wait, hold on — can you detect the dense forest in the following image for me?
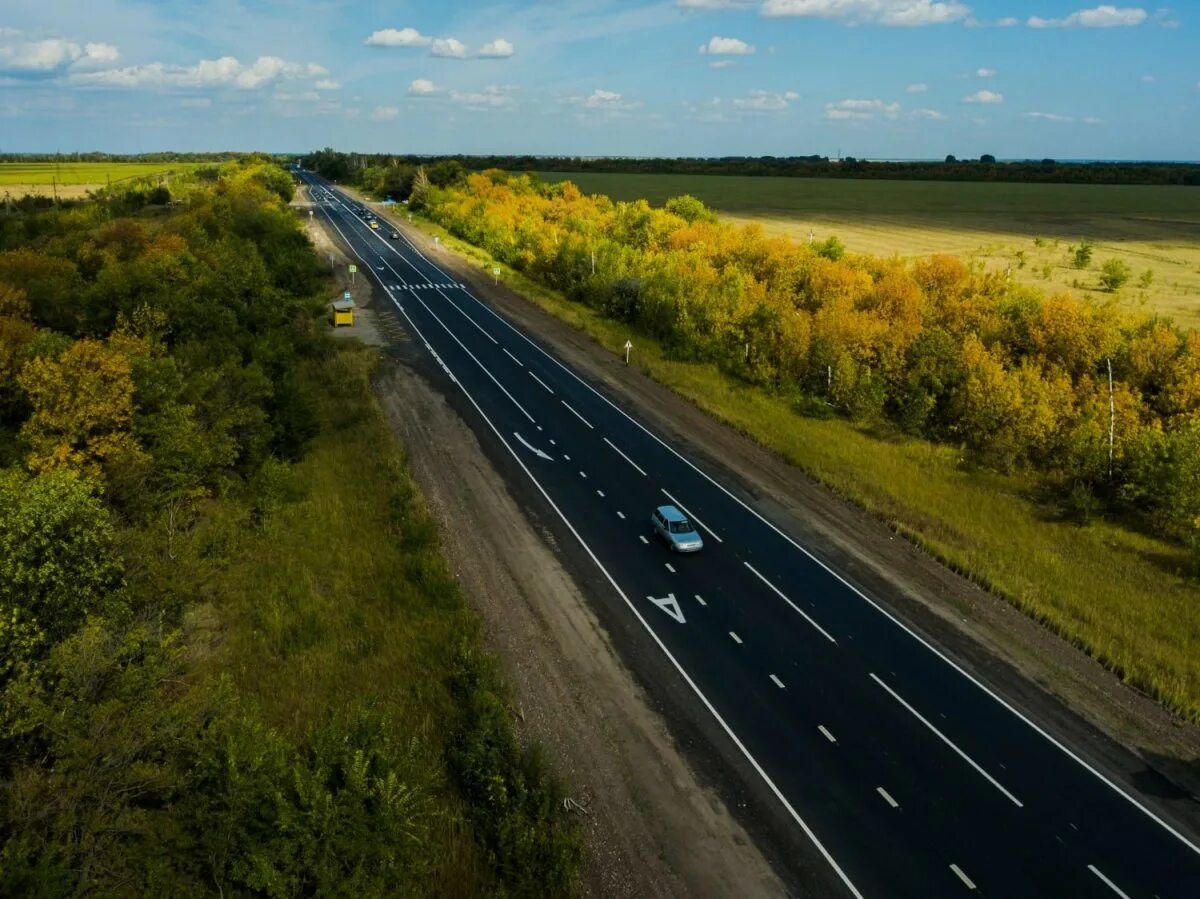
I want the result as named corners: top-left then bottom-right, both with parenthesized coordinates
top-left (301, 149), bottom-right (1200, 187)
top-left (305, 153), bottom-right (1200, 566)
top-left (0, 160), bottom-right (578, 893)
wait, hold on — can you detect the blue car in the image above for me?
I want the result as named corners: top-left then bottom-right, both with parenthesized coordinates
top-left (651, 505), bottom-right (703, 553)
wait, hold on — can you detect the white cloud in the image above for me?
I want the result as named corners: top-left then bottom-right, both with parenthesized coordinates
top-left (314, 78), bottom-right (340, 90)
top-left (572, 88), bottom-right (641, 110)
top-left (699, 36), bottom-right (756, 54)
top-left (408, 78), bottom-right (441, 95)
top-left (0, 34), bottom-right (119, 73)
top-left (761, 0), bottom-right (970, 26)
top-left (912, 107), bottom-right (948, 119)
top-left (976, 67), bottom-right (996, 77)
top-left (824, 97), bottom-right (902, 120)
top-left (709, 60), bottom-right (736, 68)
top-left (1027, 5), bottom-right (1148, 28)
top-left (962, 89), bottom-right (1003, 103)
top-left (371, 105), bottom-right (399, 121)
top-left (451, 84), bottom-right (517, 108)
top-left (69, 55), bottom-right (326, 91)
top-left (733, 89), bottom-right (800, 111)
top-left (996, 15), bottom-right (1020, 25)
top-left (275, 89), bottom-right (320, 103)
top-left (677, 0), bottom-right (757, 7)
top-left (365, 27), bottom-right (431, 47)
top-left (479, 38), bottom-right (514, 57)
top-left (906, 82), bottom-right (928, 93)
top-left (1027, 111), bottom-right (1074, 122)
top-left (431, 38), bottom-right (468, 58)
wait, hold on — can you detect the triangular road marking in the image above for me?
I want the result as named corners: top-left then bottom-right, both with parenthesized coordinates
top-left (647, 593), bottom-right (685, 624)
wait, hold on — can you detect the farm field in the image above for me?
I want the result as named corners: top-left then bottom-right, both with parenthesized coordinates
top-left (537, 172), bottom-right (1200, 329)
top-left (0, 161), bottom-right (212, 199)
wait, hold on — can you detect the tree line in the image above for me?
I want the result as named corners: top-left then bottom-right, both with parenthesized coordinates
top-left (0, 159), bottom-right (578, 893)
top-left (301, 148), bottom-right (1200, 187)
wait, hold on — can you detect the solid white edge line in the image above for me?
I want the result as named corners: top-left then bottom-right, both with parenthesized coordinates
top-left (744, 562), bottom-right (838, 645)
top-left (502, 347), bottom-right (524, 367)
top-left (529, 371), bottom-right (555, 394)
top-left (561, 399), bottom-right (595, 429)
top-left (603, 436), bottom-right (648, 477)
top-left (876, 787), bottom-right (900, 809)
top-left (660, 489), bottom-right (723, 544)
top-left (1087, 865), bottom-right (1131, 899)
top-left (949, 864), bottom-right (976, 890)
top-left (354, 258), bottom-right (864, 899)
top-left (870, 673), bottom-right (1023, 808)
top-left (436, 287), bottom-right (499, 345)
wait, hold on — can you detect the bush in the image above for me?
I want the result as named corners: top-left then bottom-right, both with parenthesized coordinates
top-left (1100, 259), bottom-right (1131, 291)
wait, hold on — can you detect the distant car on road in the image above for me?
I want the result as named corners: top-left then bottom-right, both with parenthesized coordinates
top-left (389, 230), bottom-right (400, 239)
top-left (369, 220), bottom-right (379, 230)
top-left (650, 505), bottom-right (703, 552)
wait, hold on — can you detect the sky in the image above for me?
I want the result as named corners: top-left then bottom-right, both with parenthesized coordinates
top-left (0, 1), bottom-right (1196, 159)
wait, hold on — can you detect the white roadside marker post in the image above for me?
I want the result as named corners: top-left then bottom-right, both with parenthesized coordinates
top-left (624, 339), bottom-right (633, 366)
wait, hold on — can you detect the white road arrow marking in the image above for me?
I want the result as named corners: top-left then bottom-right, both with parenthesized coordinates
top-left (647, 593), bottom-right (686, 624)
top-left (514, 432), bottom-right (553, 461)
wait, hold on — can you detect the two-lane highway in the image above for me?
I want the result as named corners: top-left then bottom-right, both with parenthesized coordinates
top-left (299, 171), bottom-right (1200, 898)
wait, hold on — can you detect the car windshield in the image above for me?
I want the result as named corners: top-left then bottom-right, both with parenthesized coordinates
top-left (669, 520), bottom-right (692, 534)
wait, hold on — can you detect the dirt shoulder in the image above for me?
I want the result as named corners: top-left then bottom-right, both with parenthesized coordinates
top-left (350, 191), bottom-right (1200, 837)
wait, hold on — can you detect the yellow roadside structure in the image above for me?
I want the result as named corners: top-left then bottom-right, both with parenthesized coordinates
top-left (331, 296), bottom-right (355, 327)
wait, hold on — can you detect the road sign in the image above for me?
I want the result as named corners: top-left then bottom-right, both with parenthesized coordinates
top-left (624, 339), bottom-right (633, 365)
top-left (349, 264), bottom-right (357, 273)
top-left (343, 291), bottom-right (351, 300)
top-left (492, 266), bottom-right (501, 285)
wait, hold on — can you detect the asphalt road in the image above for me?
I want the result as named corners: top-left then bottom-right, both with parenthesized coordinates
top-left (297, 170), bottom-right (1200, 898)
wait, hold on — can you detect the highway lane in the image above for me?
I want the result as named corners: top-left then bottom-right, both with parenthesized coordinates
top-left (299, 172), bottom-right (1200, 898)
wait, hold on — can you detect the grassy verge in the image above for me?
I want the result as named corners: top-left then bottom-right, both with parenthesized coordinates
top-left (202, 344), bottom-right (581, 895)
top-left (399, 209), bottom-right (1200, 724)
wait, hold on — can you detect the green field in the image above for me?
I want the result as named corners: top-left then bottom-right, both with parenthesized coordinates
top-left (537, 172), bottom-right (1200, 329)
top-left (0, 161), bottom-right (211, 198)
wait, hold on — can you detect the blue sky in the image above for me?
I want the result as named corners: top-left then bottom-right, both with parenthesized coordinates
top-left (1, 1), bottom-right (1196, 159)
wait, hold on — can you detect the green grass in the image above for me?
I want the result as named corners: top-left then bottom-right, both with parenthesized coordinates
top-left (0, 161), bottom-right (212, 200)
top-left (406, 210), bottom-right (1200, 724)
top-left (198, 345), bottom-right (580, 895)
top-left (0, 161), bottom-right (210, 185)
top-left (537, 171), bottom-right (1200, 329)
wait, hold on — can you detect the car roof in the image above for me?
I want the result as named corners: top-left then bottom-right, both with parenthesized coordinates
top-left (656, 504), bottom-right (688, 523)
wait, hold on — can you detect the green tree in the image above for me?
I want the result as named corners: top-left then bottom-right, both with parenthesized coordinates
top-left (1072, 241), bottom-right (1094, 270)
top-left (1099, 259), bottom-right (1131, 291)
top-left (0, 468), bottom-right (123, 643)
